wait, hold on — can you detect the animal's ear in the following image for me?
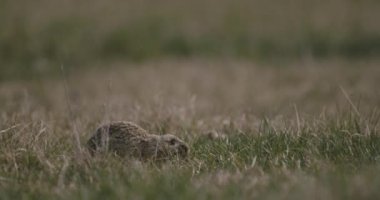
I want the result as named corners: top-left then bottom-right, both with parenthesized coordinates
top-left (169, 138), bottom-right (176, 145)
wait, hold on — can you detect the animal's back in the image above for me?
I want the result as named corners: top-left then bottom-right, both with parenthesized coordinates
top-left (87, 121), bottom-right (150, 156)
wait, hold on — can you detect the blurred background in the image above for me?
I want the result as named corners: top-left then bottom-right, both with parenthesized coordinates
top-left (0, 0), bottom-right (379, 80)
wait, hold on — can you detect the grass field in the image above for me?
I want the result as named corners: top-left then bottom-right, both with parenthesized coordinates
top-left (0, 59), bottom-right (379, 199)
top-left (1, 0), bottom-right (380, 199)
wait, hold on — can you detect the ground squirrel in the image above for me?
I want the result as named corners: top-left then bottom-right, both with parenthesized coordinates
top-left (87, 121), bottom-right (189, 161)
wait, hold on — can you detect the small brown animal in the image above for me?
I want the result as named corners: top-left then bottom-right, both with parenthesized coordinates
top-left (87, 121), bottom-right (189, 161)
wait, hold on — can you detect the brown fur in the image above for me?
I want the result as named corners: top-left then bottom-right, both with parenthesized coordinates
top-left (87, 121), bottom-right (189, 161)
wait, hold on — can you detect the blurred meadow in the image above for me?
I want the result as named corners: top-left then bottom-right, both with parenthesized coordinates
top-left (1, 0), bottom-right (380, 79)
top-left (0, 0), bottom-right (380, 199)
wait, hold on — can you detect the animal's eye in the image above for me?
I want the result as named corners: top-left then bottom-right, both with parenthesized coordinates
top-left (169, 139), bottom-right (176, 145)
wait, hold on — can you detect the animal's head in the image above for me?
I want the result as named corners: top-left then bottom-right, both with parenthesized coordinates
top-left (143, 134), bottom-right (189, 160)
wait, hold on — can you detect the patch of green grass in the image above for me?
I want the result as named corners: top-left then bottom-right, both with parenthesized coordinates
top-left (192, 121), bottom-right (380, 171)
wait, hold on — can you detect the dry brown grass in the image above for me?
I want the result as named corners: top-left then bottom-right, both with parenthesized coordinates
top-left (1, 59), bottom-right (379, 138)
